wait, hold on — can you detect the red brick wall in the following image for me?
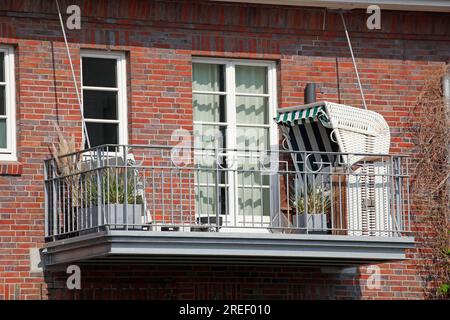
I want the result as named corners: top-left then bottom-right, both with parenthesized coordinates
top-left (0, 0), bottom-right (448, 299)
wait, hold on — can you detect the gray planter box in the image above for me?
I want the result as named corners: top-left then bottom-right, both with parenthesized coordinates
top-left (77, 203), bottom-right (143, 232)
top-left (292, 213), bottom-right (328, 234)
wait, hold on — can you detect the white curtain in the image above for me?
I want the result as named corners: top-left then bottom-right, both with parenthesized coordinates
top-left (193, 63), bottom-right (223, 216)
top-left (235, 65), bottom-right (269, 220)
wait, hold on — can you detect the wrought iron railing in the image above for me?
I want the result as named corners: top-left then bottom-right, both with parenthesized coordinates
top-left (44, 145), bottom-right (411, 241)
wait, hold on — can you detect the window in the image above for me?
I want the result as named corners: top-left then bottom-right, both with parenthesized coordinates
top-left (0, 46), bottom-right (16, 161)
top-left (192, 58), bottom-right (278, 228)
top-left (81, 51), bottom-right (127, 149)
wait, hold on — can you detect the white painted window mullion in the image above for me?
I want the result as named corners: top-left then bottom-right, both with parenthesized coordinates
top-left (84, 119), bottom-right (121, 124)
top-left (117, 54), bottom-right (128, 146)
top-left (192, 90), bottom-right (226, 95)
top-left (0, 46), bottom-right (17, 161)
top-left (225, 61), bottom-right (238, 221)
top-left (83, 86), bottom-right (119, 92)
top-left (235, 92), bottom-right (270, 98)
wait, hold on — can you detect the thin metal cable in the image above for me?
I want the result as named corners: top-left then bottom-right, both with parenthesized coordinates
top-left (55, 0), bottom-right (91, 149)
top-left (339, 11), bottom-right (367, 110)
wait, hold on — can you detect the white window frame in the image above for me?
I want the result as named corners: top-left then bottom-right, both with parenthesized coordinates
top-left (192, 57), bottom-right (278, 231)
top-left (80, 50), bottom-right (128, 149)
top-left (192, 56), bottom-right (278, 150)
top-left (0, 46), bottom-right (17, 162)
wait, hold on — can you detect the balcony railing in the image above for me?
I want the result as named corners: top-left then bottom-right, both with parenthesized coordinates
top-left (44, 144), bottom-right (411, 242)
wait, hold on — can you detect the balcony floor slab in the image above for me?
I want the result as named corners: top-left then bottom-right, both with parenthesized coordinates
top-left (42, 230), bottom-right (415, 267)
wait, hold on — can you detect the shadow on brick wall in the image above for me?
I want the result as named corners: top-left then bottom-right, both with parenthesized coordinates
top-left (43, 264), bottom-right (362, 300)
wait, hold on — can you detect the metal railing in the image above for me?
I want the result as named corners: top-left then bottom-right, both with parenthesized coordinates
top-left (44, 144), bottom-right (411, 241)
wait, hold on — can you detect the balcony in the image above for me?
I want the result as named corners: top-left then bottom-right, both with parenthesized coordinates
top-left (42, 145), bottom-right (414, 267)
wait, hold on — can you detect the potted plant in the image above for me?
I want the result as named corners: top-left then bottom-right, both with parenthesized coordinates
top-left (78, 167), bottom-right (145, 232)
top-left (290, 184), bottom-right (331, 234)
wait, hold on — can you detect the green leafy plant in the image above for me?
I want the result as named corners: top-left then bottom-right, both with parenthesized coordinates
top-left (86, 167), bottom-right (144, 206)
top-left (438, 283), bottom-right (449, 297)
top-left (290, 184), bottom-right (331, 214)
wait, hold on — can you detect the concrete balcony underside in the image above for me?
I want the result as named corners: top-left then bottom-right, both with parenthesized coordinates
top-left (43, 230), bottom-right (415, 267)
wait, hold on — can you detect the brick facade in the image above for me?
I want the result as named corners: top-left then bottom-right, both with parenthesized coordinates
top-left (0, 0), bottom-right (448, 299)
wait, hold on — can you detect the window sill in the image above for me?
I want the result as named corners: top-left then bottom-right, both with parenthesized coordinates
top-left (0, 161), bottom-right (23, 176)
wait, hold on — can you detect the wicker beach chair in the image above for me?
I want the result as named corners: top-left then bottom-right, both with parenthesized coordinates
top-left (276, 101), bottom-right (394, 236)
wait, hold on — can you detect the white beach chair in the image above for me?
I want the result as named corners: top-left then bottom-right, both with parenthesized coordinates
top-left (276, 101), bottom-right (393, 236)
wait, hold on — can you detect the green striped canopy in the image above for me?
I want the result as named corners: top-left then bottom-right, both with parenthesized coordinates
top-left (275, 105), bottom-right (329, 125)
top-left (274, 103), bottom-right (338, 176)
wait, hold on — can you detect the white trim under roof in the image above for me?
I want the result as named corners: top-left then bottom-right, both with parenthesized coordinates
top-left (213, 0), bottom-right (450, 13)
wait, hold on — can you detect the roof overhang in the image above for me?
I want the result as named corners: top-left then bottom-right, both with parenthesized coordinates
top-left (42, 230), bottom-right (415, 268)
top-left (213, 0), bottom-right (450, 13)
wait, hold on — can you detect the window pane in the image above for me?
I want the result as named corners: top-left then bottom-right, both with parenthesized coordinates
top-left (192, 63), bottom-right (225, 92)
top-left (236, 96), bottom-right (268, 125)
top-left (196, 164), bottom-right (228, 186)
top-left (194, 124), bottom-right (227, 152)
top-left (0, 86), bottom-right (5, 115)
top-left (85, 122), bottom-right (118, 148)
top-left (0, 52), bottom-right (4, 82)
top-left (0, 119), bottom-right (6, 148)
top-left (237, 187), bottom-right (270, 218)
top-left (237, 158), bottom-right (270, 184)
top-left (195, 186), bottom-right (227, 217)
top-left (236, 126), bottom-right (269, 151)
top-left (236, 65), bottom-right (267, 94)
top-left (82, 57), bottom-right (117, 87)
top-left (195, 166), bottom-right (227, 217)
top-left (83, 90), bottom-right (118, 120)
top-left (193, 93), bottom-right (225, 123)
